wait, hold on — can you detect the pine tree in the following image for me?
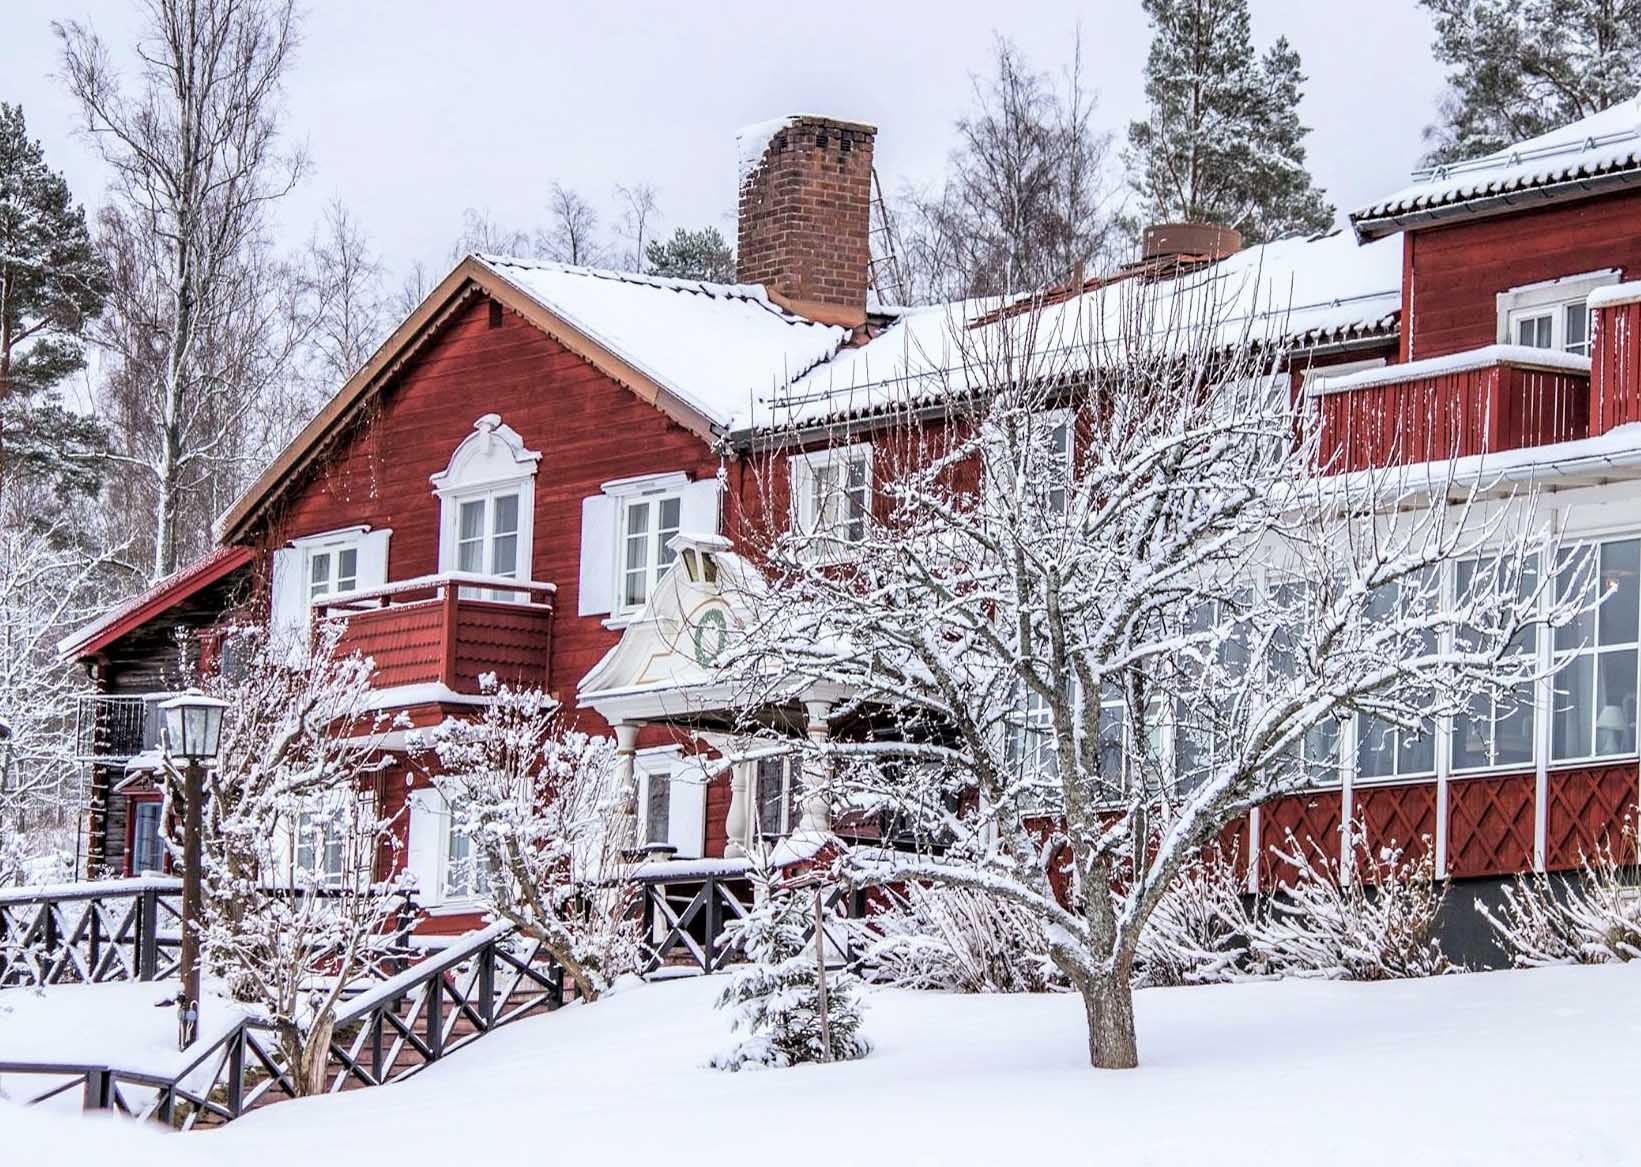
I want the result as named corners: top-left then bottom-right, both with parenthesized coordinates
top-left (644, 226), bottom-right (736, 283)
top-left (0, 103), bottom-right (109, 486)
top-left (711, 877), bottom-right (870, 1071)
top-left (1125, 0), bottom-right (1335, 244)
top-left (1419, 0), bottom-right (1641, 165)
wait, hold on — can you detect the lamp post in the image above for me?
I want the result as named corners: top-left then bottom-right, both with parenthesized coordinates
top-left (159, 690), bottom-right (227, 1051)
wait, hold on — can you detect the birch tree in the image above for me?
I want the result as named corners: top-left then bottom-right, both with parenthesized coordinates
top-left (57, 0), bottom-right (309, 577)
top-left (727, 281), bottom-right (1575, 1069)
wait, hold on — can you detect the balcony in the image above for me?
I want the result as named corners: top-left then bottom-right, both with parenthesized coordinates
top-left (1310, 344), bottom-right (1592, 472)
top-left (315, 572), bottom-right (556, 699)
top-left (74, 693), bottom-right (176, 762)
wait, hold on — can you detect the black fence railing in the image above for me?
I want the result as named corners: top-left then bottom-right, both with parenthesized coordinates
top-left (74, 694), bottom-right (169, 761)
top-left (635, 869), bottom-right (866, 976)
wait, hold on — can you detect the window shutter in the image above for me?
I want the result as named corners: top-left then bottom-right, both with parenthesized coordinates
top-left (270, 546), bottom-right (308, 649)
top-left (679, 476), bottom-right (721, 540)
top-left (357, 528), bottom-right (392, 590)
top-left (667, 759), bottom-right (708, 859)
top-left (405, 788), bottom-right (447, 908)
top-left (578, 494), bottom-right (618, 616)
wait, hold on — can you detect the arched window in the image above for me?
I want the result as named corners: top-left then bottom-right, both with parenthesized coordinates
top-left (430, 414), bottom-right (541, 599)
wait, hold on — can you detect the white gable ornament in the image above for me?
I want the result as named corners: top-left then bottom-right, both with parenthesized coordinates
top-left (429, 413), bottom-right (542, 495)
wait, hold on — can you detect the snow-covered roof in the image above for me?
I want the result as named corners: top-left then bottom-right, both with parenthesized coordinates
top-left (1353, 96), bottom-right (1641, 238)
top-left (749, 231), bottom-right (1402, 432)
top-left (58, 544), bottom-right (255, 663)
top-left (474, 255), bottom-right (850, 430)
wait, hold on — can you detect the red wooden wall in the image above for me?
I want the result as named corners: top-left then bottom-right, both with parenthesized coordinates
top-left (1405, 187), bottom-right (1641, 360)
top-left (1593, 299), bottom-right (1641, 434)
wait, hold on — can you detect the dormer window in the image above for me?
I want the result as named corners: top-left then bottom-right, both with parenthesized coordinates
top-left (1498, 270), bottom-right (1616, 357)
top-left (431, 415), bottom-right (541, 601)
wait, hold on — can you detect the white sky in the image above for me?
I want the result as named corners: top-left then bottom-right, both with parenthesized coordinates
top-left (3, 0), bottom-right (1448, 289)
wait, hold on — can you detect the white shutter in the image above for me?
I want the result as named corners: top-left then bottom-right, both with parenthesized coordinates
top-left (679, 476), bottom-right (721, 540)
top-left (356, 528), bottom-right (392, 590)
top-left (405, 788), bottom-right (447, 909)
top-left (577, 494), bottom-right (618, 616)
top-left (269, 812), bottom-right (295, 887)
top-left (270, 546), bottom-right (308, 655)
top-left (667, 759), bottom-right (708, 859)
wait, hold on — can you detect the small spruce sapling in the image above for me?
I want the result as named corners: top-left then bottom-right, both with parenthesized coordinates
top-left (712, 868), bottom-right (870, 1071)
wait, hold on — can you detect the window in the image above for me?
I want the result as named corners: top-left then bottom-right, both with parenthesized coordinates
top-left (1553, 539), bottom-right (1640, 761)
top-left (754, 755), bottom-right (803, 837)
top-left (1004, 682), bottom-right (1061, 796)
top-left (618, 492), bottom-right (682, 614)
top-left (295, 810), bottom-right (348, 885)
top-left (637, 752), bottom-right (677, 847)
top-left (130, 800), bottom-right (164, 875)
top-left (432, 415), bottom-right (540, 602)
top-left (306, 544), bottom-right (359, 602)
top-left (1498, 271), bottom-right (1615, 356)
top-left (443, 812), bottom-right (487, 900)
top-left (792, 445), bottom-right (870, 551)
top-left (1356, 573), bottom-right (1438, 781)
top-left (1451, 555), bottom-right (1538, 771)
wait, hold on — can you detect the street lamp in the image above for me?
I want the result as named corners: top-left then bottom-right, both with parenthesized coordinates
top-left (159, 690), bottom-right (227, 1051)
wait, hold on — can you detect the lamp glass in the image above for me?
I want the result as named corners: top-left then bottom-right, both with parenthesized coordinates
top-left (161, 692), bottom-right (227, 761)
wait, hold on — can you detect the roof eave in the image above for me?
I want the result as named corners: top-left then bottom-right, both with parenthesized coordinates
top-left (1351, 165), bottom-right (1641, 241)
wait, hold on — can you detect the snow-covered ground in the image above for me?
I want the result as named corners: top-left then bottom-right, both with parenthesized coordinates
top-left (9, 964), bottom-right (1641, 1165)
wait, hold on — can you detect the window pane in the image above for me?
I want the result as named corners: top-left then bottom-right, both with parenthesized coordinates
top-left (1356, 716), bottom-right (1396, 779)
top-left (1599, 540), bottom-right (1640, 646)
top-left (459, 499), bottom-right (485, 542)
top-left (658, 496), bottom-right (681, 566)
top-left (1595, 649), bottom-right (1638, 756)
top-left (645, 771), bottom-right (670, 845)
top-left (132, 803), bottom-right (163, 874)
top-left (756, 757), bottom-right (786, 835)
top-left (1399, 723), bottom-right (1434, 774)
top-left (1553, 653), bottom-right (1594, 759)
top-left (336, 548), bottom-right (358, 591)
top-left (491, 493), bottom-right (519, 536)
top-left (1516, 314), bottom-right (1552, 348)
top-left (309, 552), bottom-right (331, 598)
top-left (1565, 300), bottom-right (1589, 354)
top-left (1450, 692), bottom-right (1493, 770)
top-left (458, 539), bottom-right (484, 574)
top-left (491, 534), bottom-right (518, 579)
top-left (1494, 683), bottom-right (1536, 767)
top-left (1556, 547), bottom-right (1596, 653)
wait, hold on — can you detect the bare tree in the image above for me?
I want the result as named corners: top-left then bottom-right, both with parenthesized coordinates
top-left (450, 207), bottom-right (529, 258)
top-left (307, 200), bottom-right (386, 390)
top-left (537, 182), bottom-right (604, 267)
top-left (612, 182), bottom-right (660, 273)
top-left (894, 34), bottom-right (1118, 302)
top-left (727, 281), bottom-right (1574, 1069)
top-left (57, 0), bottom-right (310, 577)
top-left (189, 623), bottom-right (407, 1096)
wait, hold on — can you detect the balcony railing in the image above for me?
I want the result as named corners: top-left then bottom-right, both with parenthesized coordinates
top-left (1310, 344), bottom-right (1593, 472)
top-left (74, 693), bottom-right (177, 762)
top-left (315, 572), bottom-right (556, 698)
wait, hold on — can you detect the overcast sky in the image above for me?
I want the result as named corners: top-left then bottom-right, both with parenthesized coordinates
top-left (4, 0), bottom-right (1449, 290)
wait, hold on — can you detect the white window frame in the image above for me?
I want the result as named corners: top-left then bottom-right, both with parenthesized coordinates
top-left (431, 415), bottom-right (540, 602)
top-left (751, 754), bottom-right (803, 839)
top-left (791, 443), bottom-right (872, 556)
top-left (292, 526), bottom-right (368, 607)
top-left (636, 747), bottom-right (681, 849)
top-left (613, 485), bottom-right (685, 618)
top-left (1497, 270), bottom-right (1618, 357)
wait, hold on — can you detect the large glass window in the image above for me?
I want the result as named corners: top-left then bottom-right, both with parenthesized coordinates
top-left (1553, 540), bottom-right (1640, 760)
top-left (1451, 555), bottom-right (1539, 771)
top-left (1356, 573), bottom-right (1437, 780)
top-left (618, 493), bottom-right (682, 614)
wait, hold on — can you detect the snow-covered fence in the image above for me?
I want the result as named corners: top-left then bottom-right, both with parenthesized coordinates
top-left (0, 877), bottom-right (182, 987)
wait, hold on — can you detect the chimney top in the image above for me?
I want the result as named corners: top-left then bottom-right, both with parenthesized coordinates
top-left (1141, 222), bottom-right (1243, 264)
top-left (736, 115), bottom-right (878, 328)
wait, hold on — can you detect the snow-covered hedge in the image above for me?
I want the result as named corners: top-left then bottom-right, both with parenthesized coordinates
top-left (1134, 850), bottom-right (1251, 988)
top-left (1250, 834), bottom-right (1453, 981)
top-left (864, 884), bottom-right (1065, 993)
top-left (1480, 841), bottom-right (1641, 966)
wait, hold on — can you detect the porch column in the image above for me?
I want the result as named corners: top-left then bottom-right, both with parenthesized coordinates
top-left (612, 723), bottom-right (641, 851)
top-left (799, 699), bottom-right (834, 834)
top-left (724, 754), bottom-right (751, 859)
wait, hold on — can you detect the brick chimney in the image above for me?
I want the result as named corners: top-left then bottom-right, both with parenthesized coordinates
top-left (736, 115), bottom-right (877, 328)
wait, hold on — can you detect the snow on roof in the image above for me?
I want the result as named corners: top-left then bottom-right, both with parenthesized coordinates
top-left (1353, 96), bottom-right (1641, 236)
top-left (474, 255), bottom-right (849, 430)
top-left (750, 231), bottom-right (1402, 432)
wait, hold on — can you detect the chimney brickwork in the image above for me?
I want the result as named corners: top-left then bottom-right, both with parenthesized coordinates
top-left (736, 115), bottom-right (877, 327)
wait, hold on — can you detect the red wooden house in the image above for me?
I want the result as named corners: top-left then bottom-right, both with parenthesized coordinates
top-left (60, 103), bottom-right (1641, 958)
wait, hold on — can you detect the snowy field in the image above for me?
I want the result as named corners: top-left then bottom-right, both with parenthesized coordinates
top-left (8, 964), bottom-right (1641, 1166)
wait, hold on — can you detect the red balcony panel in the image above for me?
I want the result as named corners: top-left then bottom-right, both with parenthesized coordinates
top-left (1314, 350), bottom-right (1591, 471)
top-left (320, 574), bottom-right (554, 701)
top-left (1592, 297), bottom-right (1641, 434)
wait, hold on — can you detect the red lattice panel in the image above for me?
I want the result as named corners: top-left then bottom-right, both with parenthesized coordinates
top-left (1353, 782), bottom-right (1437, 873)
top-left (1258, 791), bottom-right (1343, 888)
top-left (1447, 773), bottom-right (1536, 878)
top-left (1546, 764), bottom-right (1638, 871)
top-left (1209, 815), bottom-right (1250, 882)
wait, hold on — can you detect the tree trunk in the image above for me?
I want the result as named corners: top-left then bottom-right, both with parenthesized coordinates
top-left (293, 1012), bottom-right (335, 1096)
top-left (1081, 970), bottom-right (1138, 1070)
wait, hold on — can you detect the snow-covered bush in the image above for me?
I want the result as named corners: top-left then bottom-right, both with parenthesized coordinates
top-left (1480, 841), bottom-right (1641, 966)
top-left (1133, 850), bottom-right (1251, 988)
top-left (865, 883), bottom-right (1063, 993)
top-left (430, 682), bottom-right (641, 1002)
top-left (713, 872), bottom-right (870, 1071)
top-left (1251, 833), bottom-right (1452, 980)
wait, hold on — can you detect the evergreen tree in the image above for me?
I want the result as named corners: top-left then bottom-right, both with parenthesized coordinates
top-left (0, 103), bottom-right (109, 487)
top-left (644, 226), bottom-right (736, 283)
top-left (712, 876), bottom-right (870, 1071)
top-left (1419, 0), bottom-right (1641, 165)
top-left (1125, 0), bottom-right (1335, 244)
